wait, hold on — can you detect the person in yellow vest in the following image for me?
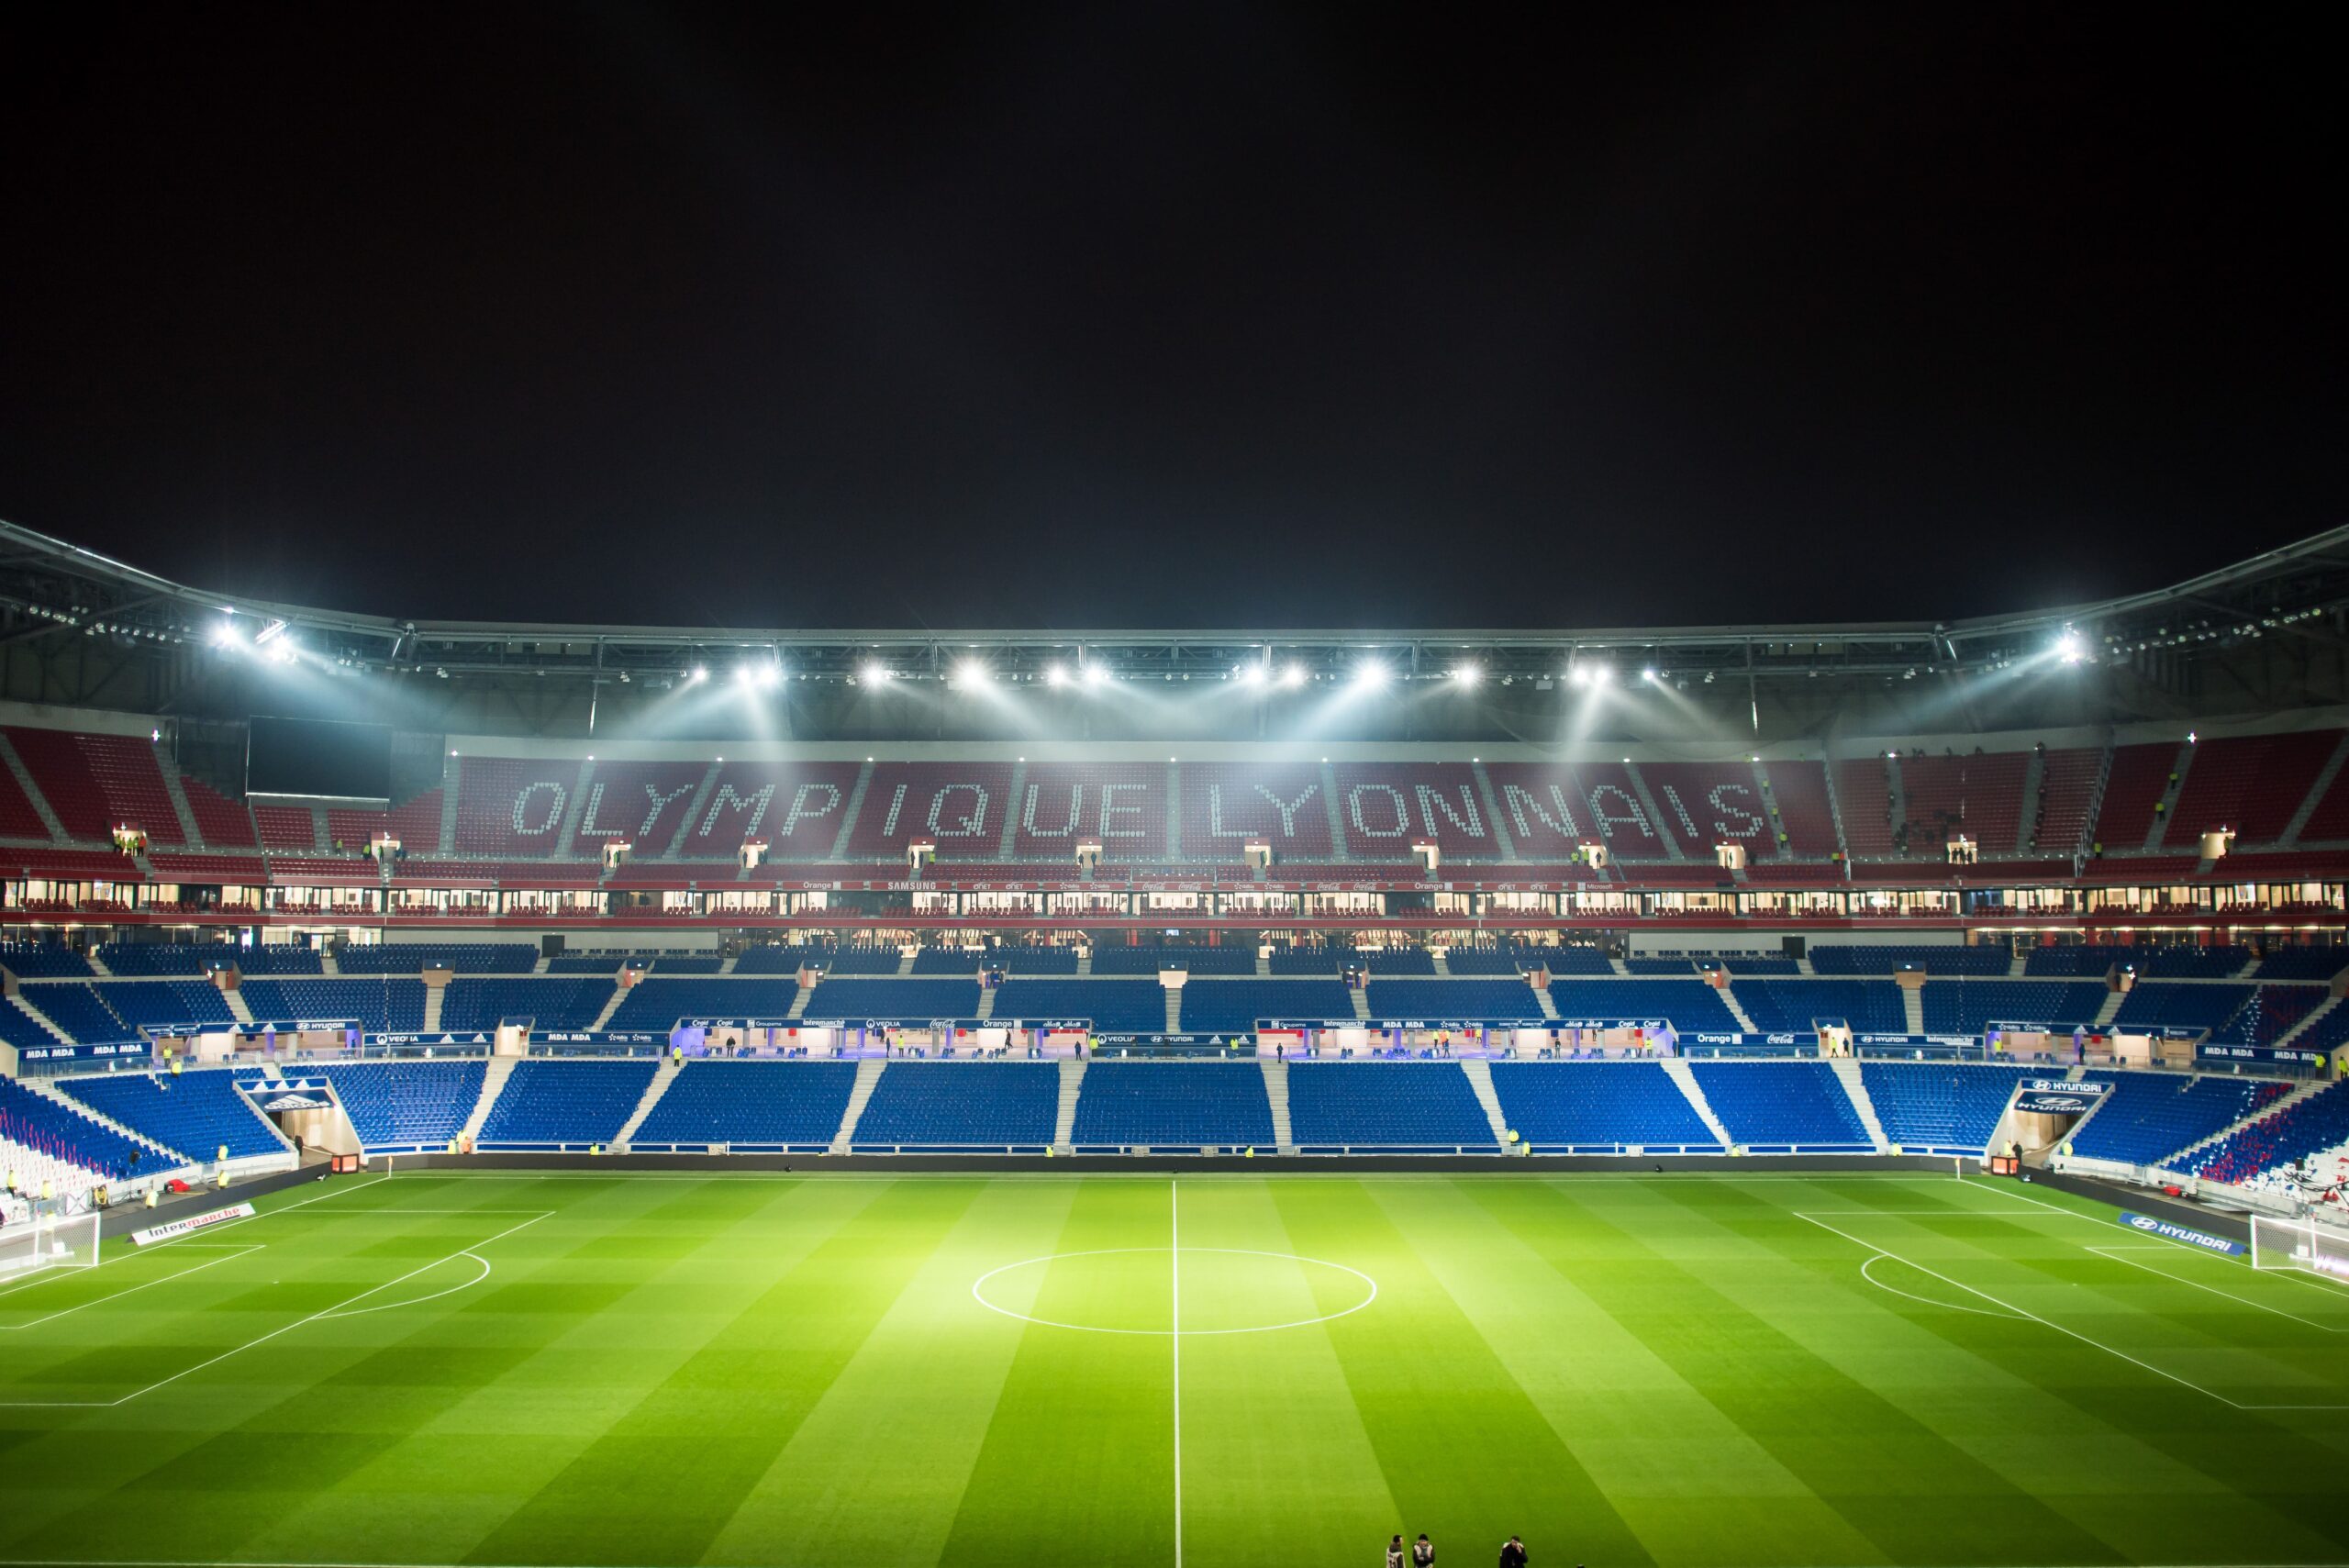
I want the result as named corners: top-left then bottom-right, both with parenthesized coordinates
top-left (144, 1186), bottom-right (158, 1209)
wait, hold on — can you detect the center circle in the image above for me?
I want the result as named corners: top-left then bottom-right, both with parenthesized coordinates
top-left (971, 1247), bottom-right (1378, 1336)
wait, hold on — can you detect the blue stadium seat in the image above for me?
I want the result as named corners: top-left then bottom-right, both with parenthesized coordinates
top-left (440, 977), bottom-right (618, 1032)
top-left (1071, 1062), bottom-right (1275, 1151)
top-left (336, 944), bottom-right (537, 973)
top-left (311, 1061), bottom-right (485, 1151)
top-left (19, 983), bottom-right (132, 1042)
top-left (1441, 947), bottom-right (1524, 976)
top-left (97, 981), bottom-right (235, 1031)
top-left (1859, 1062), bottom-right (2035, 1152)
top-left (1544, 980), bottom-right (1739, 1032)
top-left (1179, 981), bottom-right (1356, 1033)
top-left (2067, 1073), bottom-right (2292, 1166)
top-left (1487, 1062), bottom-right (1720, 1152)
top-left (0, 1075), bottom-right (165, 1178)
top-left (604, 978), bottom-right (802, 1031)
top-left (1689, 1062), bottom-right (1871, 1151)
top-left (852, 1062), bottom-right (1057, 1151)
top-left (1919, 981), bottom-right (2109, 1034)
top-left (1285, 1063), bottom-right (1495, 1151)
top-left (800, 978), bottom-right (982, 1022)
top-left (993, 980), bottom-right (1167, 1031)
top-left (239, 979), bottom-right (427, 1032)
top-left (477, 1059), bottom-right (659, 1148)
top-left (2110, 984), bottom-right (2254, 1035)
top-left (0, 944), bottom-right (95, 979)
top-left (1733, 980), bottom-right (1907, 1034)
top-left (629, 1060), bottom-right (859, 1151)
top-left (1097, 946), bottom-right (1257, 975)
top-left (1809, 945), bottom-right (2010, 975)
top-left (56, 1069), bottom-right (284, 1161)
top-left (1363, 979), bottom-right (1547, 1024)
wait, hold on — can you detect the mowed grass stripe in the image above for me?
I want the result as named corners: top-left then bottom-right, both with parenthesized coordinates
top-left (938, 1179), bottom-right (1178, 1568)
top-left (706, 1178), bottom-right (1081, 1567)
top-left (1174, 1179), bottom-right (1402, 1567)
top-left (1516, 1177), bottom-right (2124, 1566)
top-left (454, 1177), bottom-right (979, 1567)
top-left (1377, 1178), bottom-right (1889, 1568)
top-left (1269, 1178), bottom-right (1653, 1568)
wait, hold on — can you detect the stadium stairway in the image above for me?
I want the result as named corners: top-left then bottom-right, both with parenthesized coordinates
top-left (2275, 995), bottom-right (2343, 1048)
top-left (157, 769), bottom-right (202, 844)
top-left (8, 992), bottom-right (71, 1044)
top-left (824, 762), bottom-right (874, 861)
top-left (1717, 986), bottom-right (1759, 1032)
top-left (0, 731), bottom-right (67, 841)
top-left (1533, 986), bottom-right (1559, 1021)
top-left (786, 987), bottom-right (811, 1020)
top-left (1457, 1059), bottom-right (1511, 1145)
top-left (1163, 987), bottom-right (1180, 1032)
top-left (85, 949), bottom-right (116, 979)
top-left (2283, 731), bottom-right (2349, 845)
top-left (974, 987), bottom-right (998, 1022)
top-left (2146, 740), bottom-right (2194, 850)
top-left (1658, 1059), bottom-right (1737, 1149)
top-left (614, 1057), bottom-right (682, 1148)
top-left (829, 1059), bottom-right (887, 1153)
top-left (320, 951), bottom-right (341, 976)
top-left (2014, 748), bottom-right (2045, 854)
top-left (1052, 1058), bottom-right (1086, 1151)
top-left (2094, 990), bottom-right (2126, 1028)
top-left (421, 982), bottom-right (446, 1035)
top-left (1348, 987), bottom-right (1371, 1022)
top-left (1827, 1058), bottom-right (1894, 1152)
top-left (1259, 1057), bottom-right (1296, 1151)
top-left (551, 759), bottom-right (595, 857)
top-left (718, 951), bottom-right (740, 975)
top-left (895, 950), bottom-right (916, 977)
top-left (586, 985), bottom-right (629, 1031)
top-left (224, 986), bottom-right (255, 1028)
top-left (1901, 987), bottom-right (1926, 1034)
top-left (458, 1057), bottom-right (518, 1147)
top-left (28, 1077), bottom-right (184, 1167)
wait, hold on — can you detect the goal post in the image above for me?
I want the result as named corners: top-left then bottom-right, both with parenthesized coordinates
top-left (2249, 1213), bottom-right (2349, 1284)
top-left (0, 1210), bottom-right (100, 1280)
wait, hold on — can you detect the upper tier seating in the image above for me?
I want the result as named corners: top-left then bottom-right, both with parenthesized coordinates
top-left (2090, 743), bottom-right (2181, 849)
top-left (238, 979), bottom-right (427, 1032)
top-left (1180, 981), bottom-right (1357, 1032)
top-left (2133, 946), bottom-right (2254, 978)
top-left (2023, 946), bottom-right (2129, 977)
top-left (1009, 762), bottom-right (1169, 860)
top-left (2164, 730), bottom-right (2341, 848)
top-left (312, 1061), bottom-right (485, 1151)
top-left (1545, 980), bottom-right (1740, 1032)
top-left (2181, 1080), bottom-right (2349, 1185)
top-left (3, 728), bottom-right (184, 843)
top-left (1486, 762), bottom-right (1672, 859)
top-left (1362, 979), bottom-right (1547, 1024)
top-left (20, 983), bottom-right (132, 1041)
top-left (253, 804), bottom-right (321, 851)
top-left (324, 788), bottom-right (444, 852)
top-left (2110, 984), bottom-right (2254, 1035)
top-left (440, 978), bottom-right (617, 1032)
top-left (1898, 752), bottom-right (2027, 857)
top-left (842, 763), bottom-right (1019, 860)
top-left (477, 1059), bottom-right (658, 1148)
top-left (1329, 764), bottom-right (1497, 860)
top-left (2255, 947), bottom-right (2349, 981)
top-left (1097, 946), bottom-right (1255, 975)
top-left (732, 945), bottom-right (830, 975)
top-left (605, 978), bottom-right (802, 1030)
top-left (179, 776), bottom-right (258, 846)
top-left (337, 943), bottom-right (538, 973)
top-left (1689, 1062), bottom-right (1871, 1151)
top-left (1176, 763), bottom-right (1335, 861)
top-left (1266, 945), bottom-right (1355, 975)
top-left (1859, 1063), bottom-right (2034, 1152)
top-left (56, 1070), bottom-right (283, 1161)
top-left (1442, 946), bottom-right (1525, 976)
top-left (2028, 746), bottom-right (2103, 854)
top-left (1809, 945), bottom-right (2010, 975)
top-left (1640, 762), bottom-right (1777, 860)
top-left (1071, 1062), bottom-right (1275, 1151)
top-left (450, 757), bottom-right (584, 858)
top-left (0, 1076), bottom-right (160, 1179)
top-left (1733, 979), bottom-right (1907, 1034)
top-left (1286, 1062), bottom-right (1496, 1151)
top-left (629, 1060), bottom-right (860, 1151)
top-left (1713, 955), bottom-right (1802, 975)
top-left (1920, 981), bottom-right (2110, 1033)
top-left (569, 761), bottom-right (710, 853)
top-left (677, 761), bottom-right (863, 856)
top-left (97, 981), bottom-right (235, 1030)
top-left (2068, 1073), bottom-right (2290, 1166)
top-left (799, 978), bottom-right (982, 1022)
top-left (1487, 1062), bottom-right (1720, 1152)
top-left (0, 944), bottom-right (95, 979)
top-left (0, 759), bottom-right (47, 839)
top-left (2210, 985), bottom-right (2327, 1046)
top-left (993, 980), bottom-right (1167, 1032)
top-left (1755, 761), bottom-right (1840, 857)
top-left (852, 1062), bottom-right (1057, 1150)
top-left (1835, 759), bottom-right (1897, 857)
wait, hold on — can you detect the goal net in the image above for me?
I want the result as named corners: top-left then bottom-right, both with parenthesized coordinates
top-left (0, 1210), bottom-right (100, 1280)
top-left (2250, 1214), bottom-right (2349, 1284)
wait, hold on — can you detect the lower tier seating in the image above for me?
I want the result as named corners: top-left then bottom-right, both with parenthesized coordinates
top-left (478, 1060), bottom-right (659, 1149)
top-left (1688, 1062), bottom-right (1871, 1151)
top-left (1860, 1063), bottom-right (2034, 1153)
top-left (311, 1061), bottom-right (485, 1151)
top-left (2067, 1073), bottom-right (2291, 1166)
top-left (1285, 1063), bottom-right (1496, 1151)
top-left (1071, 1062), bottom-right (1275, 1151)
top-left (2180, 1080), bottom-right (2349, 1187)
top-left (629, 1060), bottom-right (860, 1151)
top-left (852, 1062), bottom-right (1058, 1151)
top-left (55, 1070), bottom-right (284, 1161)
top-left (1487, 1062), bottom-right (1720, 1153)
top-left (0, 1076), bottom-right (161, 1180)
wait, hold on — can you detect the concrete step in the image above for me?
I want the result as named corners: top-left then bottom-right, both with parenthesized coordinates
top-left (223, 986), bottom-right (255, 1028)
top-left (1716, 985), bottom-right (1759, 1033)
top-left (1900, 987), bottom-right (1926, 1035)
top-left (975, 986), bottom-right (999, 1021)
top-left (8, 993), bottom-right (74, 1045)
top-left (1259, 1056), bottom-right (1295, 1153)
top-left (585, 984), bottom-right (629, 1032)
top-left (1828, 1057), bottom-right (1893, 1152)
top-left (1457, 1059), bottom-right (1511, 1150)
top-left (157, 769), bottom-right (204, 847)
top-left (829, 1058), bottom-right (888, 1153)
top-left (459, 1056), bottom-right (519, 1146)
top-left (614, 1057), bottom-right (683, 1148)
top-left (1660, 1059), bottom-right (1736, 1150)
top-left (1052, 1058), bottom-right (1086, 1151)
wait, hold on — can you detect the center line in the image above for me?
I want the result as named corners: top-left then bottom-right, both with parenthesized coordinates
top-left (1171, 1176), bottom-right (1182, 1568)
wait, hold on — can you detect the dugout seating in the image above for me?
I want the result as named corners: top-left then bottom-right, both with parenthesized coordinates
top-left (2180, 1080), bottom-right (2349, 1186)
top-left (0, 1076), bottom-right (161, 1180)
top-left (477, 1059), bottom-right (658, 1149)
top-left (238, 979), bottom-right (428, 1032)
top-left (1486, 1062), bottom-right (1720, 1152)
top-left (852, 1062), bottom-right (1058, 1151)
top-left (1859, 1063), bottom-right (2035, 1153)
top-left (1688, 1062), bottom-right (1872, 1151)
top-left (311, 1061), bottom-right (487, 1152)
top-left (1179, 980), bottom-right (1356, 1033)
top-left (604, 978), bottom-right (802, 1031)
top-left (2066, 1073), bottom-right (2292, 1166)
top-left (993, 980), bottom-right (1166, 1032)
top-left (55, 1069), bottom-right (284, 1161)
top-left (628, 1059), bottom-right (860, 1151)
top-left (1363, 979), bottom-right (1547, 1024)
top-left (1070, 1062), bottom-right (1275, 1151)
top-left (1286, 1062), bottom-right (1497, 1151)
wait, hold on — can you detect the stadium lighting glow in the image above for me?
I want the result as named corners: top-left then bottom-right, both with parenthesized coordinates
top-left (2056, 628), bottom-right (2087, 664)
top-left (1083, 662), bottom-right (1109, 686)
top-left (1236, 662), bottom-right (1265, 686)
top-left (1451, 663), bottom-right (1480, 686)
top-left (1642, 666), bottom-right (1658, 682)
top-left (862, 662), bottom-right (891, 684)
top-left (952, 661), bottom-right (990, 689)
top-left (689, 666), bottom-right (707, 683)
top-left (1044, 663), bottom-right (1069, 687)
top-left (1279, 663), bottom-right (1306, 688)
top-left (212, 621), bottom-right (241, 649)
top-left (758, 662), bottom-right (781, 688)
top-left (1354, 660), bottom-right (1389, 687)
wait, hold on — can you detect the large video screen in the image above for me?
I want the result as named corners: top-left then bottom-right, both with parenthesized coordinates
top-left (244, 715), bottom-right (394, 803)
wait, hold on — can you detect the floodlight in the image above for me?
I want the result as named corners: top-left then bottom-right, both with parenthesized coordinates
top-left (689, 666), bottom-right (707, 683)
top-left (1641, 666), bottom-right (1657, 682)
top-left (952, 661), bottom-right (990, 689)
top-left (757, 662), bottom-right (782, 688)
top-left (2056, 628), bottom-right (2086, 664)
top-left (1354, 660), bottom-right (1389, 687)
top-left (1279, 663), bottom-right (1306, 688)
top-left (1237, 662), bottom-right (1265, 686)
top-left (1045, 663), bottom-right (1070, 687)
top-left (862, 661), bottom-right (890, 684)
top-left (1083, 662), bottom-right (1110, 686)
top-left (1452, 663), bottom-right (1480, 686)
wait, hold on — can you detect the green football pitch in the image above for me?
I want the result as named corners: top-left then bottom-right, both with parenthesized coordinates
top-left (3, 1170), bottom-right (2347, 1568)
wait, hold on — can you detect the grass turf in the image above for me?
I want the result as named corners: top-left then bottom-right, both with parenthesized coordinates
top-left (1, 1170), bottom-right (2346, 1568)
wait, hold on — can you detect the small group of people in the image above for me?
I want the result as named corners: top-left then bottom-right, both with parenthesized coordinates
top-left (1388, 1534), bottom-right (1532, 1568)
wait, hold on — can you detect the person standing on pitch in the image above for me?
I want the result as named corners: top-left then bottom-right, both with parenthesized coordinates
top-left (1387, 1535), bottom-right (1406, 1568)
top-left (1497, 1536), bottom-right (1528, 1568)
top-left (1412, 1533), bottom-right (1435, 1568)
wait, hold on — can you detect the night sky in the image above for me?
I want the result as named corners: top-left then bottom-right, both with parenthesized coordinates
top-left (1, 5), bottom-right (2337, 632)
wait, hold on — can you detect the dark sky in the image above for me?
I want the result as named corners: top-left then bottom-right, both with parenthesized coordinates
top-left (1, 5), bottom-right (2337, 631)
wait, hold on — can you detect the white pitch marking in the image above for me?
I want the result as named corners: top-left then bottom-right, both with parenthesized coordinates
top-left (0, 1245), bottom-right (264, 1329)
top-left (317, 1251), bottom-right (493, 1319)
top-left (2089, 1245), bottom-right (2349, 1331)
top-left (1859, 1253), bottom-right (2028, 1319)
top-left (970, 1247), bottom-right (1379, 1336)
top-left (1171, 1178), bottom-right (1183, 1568)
